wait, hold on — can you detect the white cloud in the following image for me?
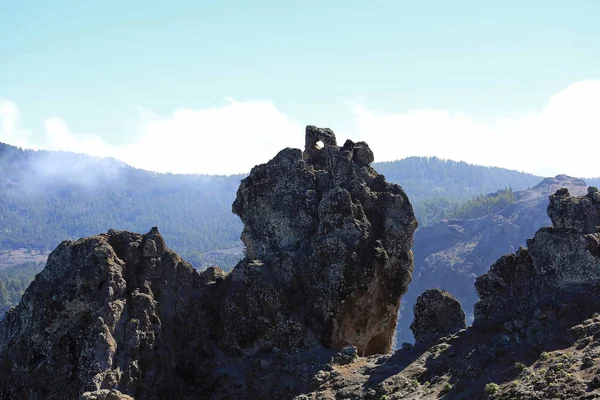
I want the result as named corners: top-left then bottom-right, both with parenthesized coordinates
top-left (0, 99), bottom-right (303, 175)
top-left (1, 81), bottom-right (599, 177)
top-left (353, 80), bottom-right (600, 177)
top-left (0, 99), bottom-right (35, 149)
top-left (119, 100), bottom-right (303, 174)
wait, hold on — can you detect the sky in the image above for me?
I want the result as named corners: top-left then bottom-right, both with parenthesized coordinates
top-left (1, 1), bottom-right (599, 176)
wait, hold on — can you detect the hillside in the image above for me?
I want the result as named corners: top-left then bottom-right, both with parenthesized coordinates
top-left (0, 143), bottom-right (544, 266)
top-left (0, 142), bottom-right (573, 316)
top-left (375, 156), bottom-right (542, 201)
top-left (0, 142), bottom-right (244, 267)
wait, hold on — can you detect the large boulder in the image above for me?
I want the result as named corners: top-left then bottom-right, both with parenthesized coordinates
top-left (410, 288), bottom-right (466, 345)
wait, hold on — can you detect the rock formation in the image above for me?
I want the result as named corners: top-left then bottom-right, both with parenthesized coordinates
top-left (233, 125), bottom-right (417, 355)
top-left (299, 188), bottom-right (600, 400)
top-left (410, 289), bottom-right (466, 345)
top-left (0, 126), bottom-right (417, 399)
top-left (474, 187), bottom-right (600, 338)
top-left (396, 175), bottom-right (589, 344)
top-left (4, 121), bottom-right (600, 398)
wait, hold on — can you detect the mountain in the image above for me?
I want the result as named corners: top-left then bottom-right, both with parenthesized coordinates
top-left (2, 127), bottom-right (600, 399)
top-left (0, 142), bottom-right (543, 267)
top-left (0, 142), bottom-right (244, 268)
top-left (375, 156), bottom-right (542, 202)
top-left (395, 175), bottom-right (590, 344)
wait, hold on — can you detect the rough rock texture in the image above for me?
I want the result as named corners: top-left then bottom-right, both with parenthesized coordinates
top-left (474, 187), bottom-right (600, 337)
top-left (410, 289), bottom-right (466, 345)
top-left (233, 125), bottom-right (417, 355)
top-left (296, 188), bottom-right (600, 400)
top-left (0, 228), bottom-right (227, 400)
top-left (0, 126), bottom-right (417, 399)
top-left (396, 175), bottom-right (589, 344)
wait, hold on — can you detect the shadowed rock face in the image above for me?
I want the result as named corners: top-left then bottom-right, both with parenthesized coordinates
top-left (410, 289), bottom-right (466, 345)
top-left (474, 187), bottom-right (600, 339)
top-left (299, 188), bottom-right (600, 400)
top-left (396, 175), bottom-right (589, 345)
top-left (0, 126), bottom-right (417, 399)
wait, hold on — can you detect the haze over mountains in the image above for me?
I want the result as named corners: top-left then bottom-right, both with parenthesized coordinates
top-left (0, 141), bottom-right (549, 258)
top-left (0, 141), bottom-right (599, 318)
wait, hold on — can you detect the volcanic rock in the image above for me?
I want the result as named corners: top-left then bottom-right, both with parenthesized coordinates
top-left (396, 175), bottom-right (589, 344)
top-left (233, 126), bottom-right (417, 355)
top-left (0, 125), bottom-right (417, 399)
top-left (410, 289), bottom-right (466, 345)
top-left (474, 188), bottom-right (600, 338)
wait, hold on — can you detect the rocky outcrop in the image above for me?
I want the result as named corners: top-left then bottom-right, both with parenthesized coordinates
top-left (300, 188), bottom-right (600, 400)
top-left (396, 175), bottom-right (589, 344)
top-left (474, 187), bottom-right (600, 338)
top-left (410, 289), bottom-right (466, 345)
top-left (233, 125), bottom-right (417, 355)
top-left (0, 126), bottom-right (417, 399)
top-left (0, 229), bottom-right (223, 400)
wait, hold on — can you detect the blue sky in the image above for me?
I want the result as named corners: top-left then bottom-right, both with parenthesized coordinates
top-left (1, 1), bottom-right (599, 176)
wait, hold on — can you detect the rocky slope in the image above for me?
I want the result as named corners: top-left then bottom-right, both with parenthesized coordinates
top-left (0, 126), bottom-right (417, 399)
top-left (396, 175), bottom-right (589, 343)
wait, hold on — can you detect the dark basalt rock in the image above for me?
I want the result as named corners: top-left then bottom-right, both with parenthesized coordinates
top-left (0, 125), bottom-right (417, 399)
top-left (410, 289), bottom-right (466, 345)
top-left (233, 126), bottom-right (417, 356)
top-left (300, 187), bottom-right (600, 400)
top-left (474, 188), bottom-right (600, 339)
top-left (396, 175), bottom-right (589, 345)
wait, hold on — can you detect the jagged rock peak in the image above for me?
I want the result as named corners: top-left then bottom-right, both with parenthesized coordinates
top-left (474, 187), bottom-right (600, 338)
top-left (233, 125), bottom-right (417, 355)
top-left (302, 125), bottom-right (375, 167)
top-left (548, 186), bottom-right (600, 233)
top-left (410, 288), bottom-right (466, 345)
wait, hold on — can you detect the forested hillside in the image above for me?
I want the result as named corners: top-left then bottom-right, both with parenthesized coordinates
top-left (374, 157), bottom-right (541, 225)
top-left (0, 144), bottom-right (545, 269)
top-left (0, 143), bottom-right (244, 267)
top-left (0, 262), bottom-right (43, 316)
top-left (374, 156), bottom-right (541, 200)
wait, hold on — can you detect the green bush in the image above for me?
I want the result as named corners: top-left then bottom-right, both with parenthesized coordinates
top-left (484, 382), bottom-right (500, 395)
top-left (515, 362), bottom-right (526, 372)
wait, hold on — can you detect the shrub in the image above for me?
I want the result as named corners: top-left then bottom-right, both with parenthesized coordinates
top-left (485, 383), bottom-right (500, 395)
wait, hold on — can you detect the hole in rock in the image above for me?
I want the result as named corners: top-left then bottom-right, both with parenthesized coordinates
top-left (364, 332), bottom-right (389, 356)
top-left (315, 140), bottom-right (324, 150)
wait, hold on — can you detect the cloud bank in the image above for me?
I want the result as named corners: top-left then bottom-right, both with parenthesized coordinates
top-left (1, 80), bottom-right (599, 177)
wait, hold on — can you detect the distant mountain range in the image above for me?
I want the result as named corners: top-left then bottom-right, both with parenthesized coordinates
top-left (0, 142), bottom-right (547, 266)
